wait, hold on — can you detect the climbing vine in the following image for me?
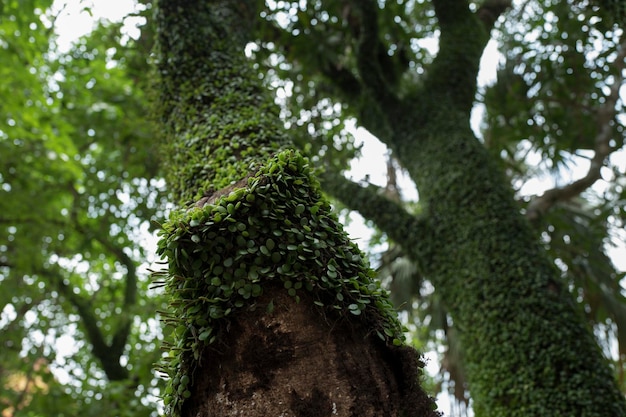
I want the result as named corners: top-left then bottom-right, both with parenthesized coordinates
top-left (153, 150), bottom-right (406, 415)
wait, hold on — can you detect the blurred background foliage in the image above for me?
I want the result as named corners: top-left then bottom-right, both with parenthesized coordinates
top-left (1, 0), bottom-right (625, 416)
top-left (1, 1), bottom-right (166, 415)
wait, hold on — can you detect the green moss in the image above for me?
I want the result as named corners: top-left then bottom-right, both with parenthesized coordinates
top-left (152, 4), bottom-right (418, 416)
top-left (153, 150), bottom-right (406, 416)
top-left (357, 2), bottom-right (626, 412)
top-left (154, 0), bottom-right (290, 205)
top-left (391, 108), bottom-right (626, 416)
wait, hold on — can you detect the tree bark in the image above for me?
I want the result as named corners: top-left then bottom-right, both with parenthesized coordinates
top-left (153, 1), bottom-right (439, 416)
top-left (182, 287), bottom-right (431, 417)
top-left (392, 107), bottom-right (626, 416)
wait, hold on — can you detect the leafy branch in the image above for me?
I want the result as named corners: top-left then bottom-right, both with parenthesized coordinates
top-left (41, 265), bottom-right (129, 381)
top-left (526, 36), bottom-right (626, 222)
top-left (39, 183), bottom-right (142, 381)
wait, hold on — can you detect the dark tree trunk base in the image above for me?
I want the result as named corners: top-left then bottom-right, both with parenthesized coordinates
top-left (182, 286), bottom-right (437, 417)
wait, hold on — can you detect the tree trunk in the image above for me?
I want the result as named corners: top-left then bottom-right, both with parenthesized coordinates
top-left (395, 107), bottom-right (626, 416)
top-left (182, 287), bottom-right (429, 417)
top-left (152, 1), bottom-right (439, 416)
top-left (385, 7), bottom-right (626, 417)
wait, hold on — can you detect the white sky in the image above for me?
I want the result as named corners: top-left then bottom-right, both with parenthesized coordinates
top-left (52, 0), bottom-right (142, 52)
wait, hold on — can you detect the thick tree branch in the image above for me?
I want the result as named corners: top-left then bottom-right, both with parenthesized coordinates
top-left (92, 234), bottom-right (137, 357)
top-left (258, 1), bottom-right (399, 140)
top-left (423, 0), bottom-right (490, 115)
top-left (339, 0), bottom-right (399, 140)
top-left (41, 266), bottom-right (129, 381)
top-left (347, 0), bottom-right (399, 110)
top-left (526, 38), bottom-right (626, 222)
top-left (319, 169), bottom-right (429, 263)
top-left (4, 183), bottom-right (138, 381)
top-left (257, 19), bottom-right (363, 103)
top-left (43, 183), bottom-right (140, 381)
top-left (71, 185), bottom-right (137, 288)
top-left (432, 0), bottom-right (474, 28)
top-left (67, 183), bottom-right (138, 313)
top-left (318, 62), bottom-right (363, 103)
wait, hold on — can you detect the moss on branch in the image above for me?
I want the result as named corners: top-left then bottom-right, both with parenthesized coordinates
top-left (319, 169), bottom-right (430, 263)
top-left (153, 2), bottom-right (439, 415)
top-left (392, 109), bottom-right (626, 416)
top-left (424, 0), bottom-right (488, 114)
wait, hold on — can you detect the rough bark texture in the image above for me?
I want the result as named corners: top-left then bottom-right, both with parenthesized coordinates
top-left (183, 287), bottom-right (431, 417)
top-left (153, 1), bottom-right (440, 416)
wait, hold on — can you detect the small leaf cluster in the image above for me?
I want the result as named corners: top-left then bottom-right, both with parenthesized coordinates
top-left (154, 150), bottom-right (405, 416)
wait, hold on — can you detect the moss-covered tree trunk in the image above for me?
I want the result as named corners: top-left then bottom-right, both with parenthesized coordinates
top-left (152, 1), bottom-right (439, 416)
top-left (320, 0), bottom-right (626, 415)
top-left (395, 109), bottom-right (626, 416)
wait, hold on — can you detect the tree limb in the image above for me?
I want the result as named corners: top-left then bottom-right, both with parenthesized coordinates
top-left (526, 37), bottom-right (626, 222)
top-left (67, 182), bottom-right (138, 312)
top-left (319, 63), bottom-right (363, 103)
top-left (319, 169), bottom-right (429, 262)
top-left (257, 19), bottom-right (363, 103)
top-left (476, 0), bottom-right (512, 32)
top-left (346, 0), bottom-right (399, 110)
top-left (424, 0), bottom-right (490, 115)
top-left (41, 265), bottom-right (129, 381)
top-left (44, 183), bottom-right (140, 381)
top-left (91, 233), bottom-right (137, 357)
top-left (432, 0), bottom-right (474, 29)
